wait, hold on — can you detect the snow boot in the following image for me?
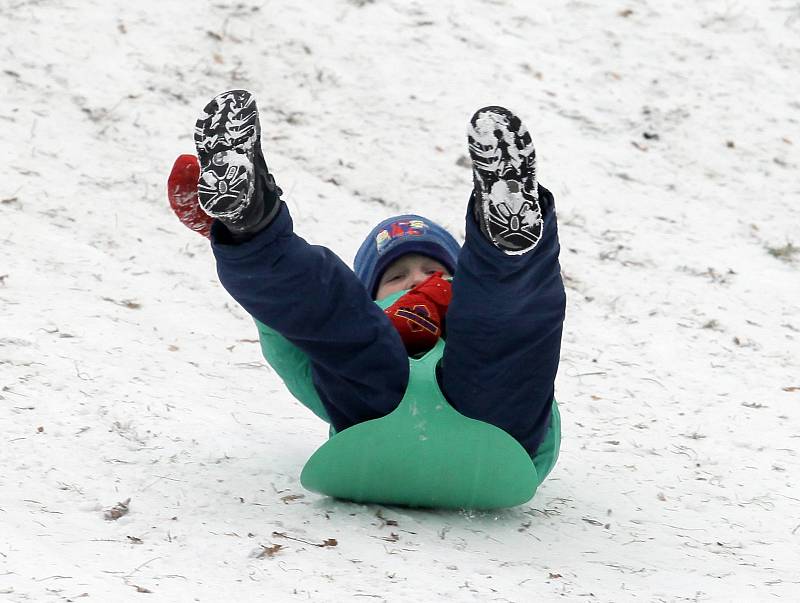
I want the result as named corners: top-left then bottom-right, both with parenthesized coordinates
top-left (194, 89), bottom-right (282, 240)
top-left (468, 106), bottom-right (543, 255)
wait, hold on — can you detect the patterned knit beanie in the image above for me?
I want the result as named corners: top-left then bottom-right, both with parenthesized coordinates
top-left (354, 214), bottom-right (461, 298)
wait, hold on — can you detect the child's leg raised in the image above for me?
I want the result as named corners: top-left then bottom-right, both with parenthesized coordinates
top-left (211, 207), bottom-right (409, 432)
top-left (440, 107), bottom-right (566, 457)
top-left (196, 90), bottom-right (408, 432)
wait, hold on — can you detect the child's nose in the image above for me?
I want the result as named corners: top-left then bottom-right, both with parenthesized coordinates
top-left (408, 271), bottom-right (428, 288)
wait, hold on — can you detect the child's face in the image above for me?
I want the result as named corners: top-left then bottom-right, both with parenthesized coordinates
top-left (375, 253), bottom-right (451, 301)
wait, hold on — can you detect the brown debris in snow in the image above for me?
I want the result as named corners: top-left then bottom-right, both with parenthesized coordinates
top-left (104, 498), bottom-right (131, 521)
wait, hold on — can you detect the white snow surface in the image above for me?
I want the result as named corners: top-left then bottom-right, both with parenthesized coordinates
top-left (2, 1), bottom-right (799, 601)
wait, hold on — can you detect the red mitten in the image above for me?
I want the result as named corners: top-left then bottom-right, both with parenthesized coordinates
top-left (385, 272), bottom-right (452, 356)
top-left (167, 154), bottom-right (213, 238)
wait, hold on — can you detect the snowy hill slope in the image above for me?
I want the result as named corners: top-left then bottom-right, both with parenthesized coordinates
top-left (2, 0), bottom-right (799, 600)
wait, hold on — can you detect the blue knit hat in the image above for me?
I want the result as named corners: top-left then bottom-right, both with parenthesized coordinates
top-left (354, 214), bottom-right (461, 298)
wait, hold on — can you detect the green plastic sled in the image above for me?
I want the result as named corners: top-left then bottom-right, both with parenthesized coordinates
top-left (301, 339), bottom-right (550, 510)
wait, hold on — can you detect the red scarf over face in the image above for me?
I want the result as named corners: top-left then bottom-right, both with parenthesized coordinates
top-left (383, 272), bottom-right (452, 356)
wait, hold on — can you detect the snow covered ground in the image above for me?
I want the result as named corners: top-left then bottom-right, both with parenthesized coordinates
top-left (2, 0), bottom-right (799, 600)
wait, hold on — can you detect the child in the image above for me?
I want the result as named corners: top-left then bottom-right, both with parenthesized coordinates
top-left (168, 90), bottom-right (566, 462)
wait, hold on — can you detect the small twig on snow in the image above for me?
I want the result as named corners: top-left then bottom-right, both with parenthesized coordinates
top-left (272, 531), bottom-right (337, 548)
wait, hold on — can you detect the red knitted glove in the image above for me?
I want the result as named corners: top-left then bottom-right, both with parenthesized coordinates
top-left (385, 272), bottom-right (452, 356)
top-left (167, 154), bottom-right (213, 238)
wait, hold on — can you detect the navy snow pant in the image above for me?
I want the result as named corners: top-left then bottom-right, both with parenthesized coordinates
top-left (210, 186), bottom-right (565, 456)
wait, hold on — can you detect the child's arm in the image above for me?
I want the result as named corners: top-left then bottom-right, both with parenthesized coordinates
top-left (254, 319), bottom-right (332, 424)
